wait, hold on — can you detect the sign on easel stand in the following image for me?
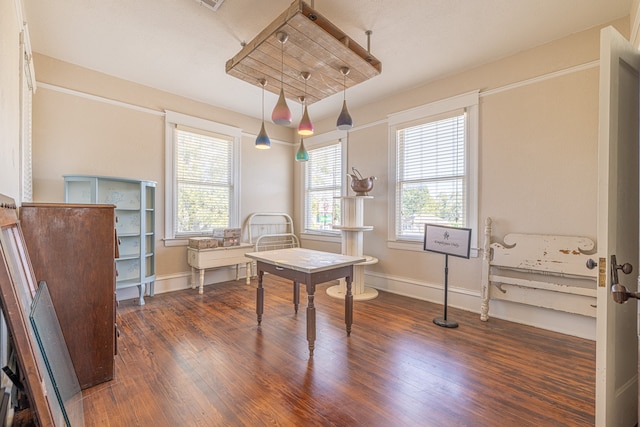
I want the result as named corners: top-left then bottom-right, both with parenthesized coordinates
top-left (423, 224), bottom-right (472, 328)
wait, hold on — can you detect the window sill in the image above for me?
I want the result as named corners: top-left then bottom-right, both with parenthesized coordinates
top-left (300, 232), bottom-right (341, 244)
top-left (163, 238), bottom-right (189, 247)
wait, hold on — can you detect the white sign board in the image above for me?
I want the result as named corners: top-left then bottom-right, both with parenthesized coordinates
top-left (423, 224), bottom-right (472, 259)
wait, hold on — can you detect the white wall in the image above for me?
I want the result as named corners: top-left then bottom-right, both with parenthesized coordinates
top-left (25, 14), bottom-right (632, 339)
top-left (0, 0), bottom-right (22, 200)
top-left (30, 54), bottom-right (296, 296)
top-left (296, 18), bottom-right (629, 340)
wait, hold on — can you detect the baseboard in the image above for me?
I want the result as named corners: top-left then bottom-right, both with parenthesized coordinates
top-left (116, 265), bottom-right (250, 301)
top-left (364, 271), bottom-right (596, 341)
top-left (119, 265), bottom-right (595, 340)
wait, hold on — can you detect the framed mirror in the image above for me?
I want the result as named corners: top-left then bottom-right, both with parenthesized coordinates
top-left (30, 281), bottom-right (84, 426)
top-left (0, 196), bottom-right (56, 425)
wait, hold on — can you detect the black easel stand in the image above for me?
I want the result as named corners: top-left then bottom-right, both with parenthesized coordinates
top-left (433, 254), bottom-right (459, 328)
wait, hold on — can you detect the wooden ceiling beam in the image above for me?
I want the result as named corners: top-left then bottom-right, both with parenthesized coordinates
top-left (225, 0), bottom-right (381, 105)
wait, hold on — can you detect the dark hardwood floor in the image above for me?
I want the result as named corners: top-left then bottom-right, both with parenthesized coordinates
top-left (81, 276), bottom-right (595, 426)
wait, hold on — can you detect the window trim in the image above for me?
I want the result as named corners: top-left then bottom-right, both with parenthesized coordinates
top-left (20, 25), bottom-right (36, 203)
top-left (299, 129), bottom-right (347, 242)
top-left (387, 91), bottom-right (479, 256)
top-left (164, 110), bottom-right (241, 246)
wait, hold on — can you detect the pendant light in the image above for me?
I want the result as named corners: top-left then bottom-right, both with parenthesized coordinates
top-left (255, 78), bottom-right (271, 149)
top-left (298, 72), bottom-right (314, 136)
top-left (271, 31), bottom-right (292, 125)
top-left (295, 138), bottom-right (309, 162)
top-left (336, 66), bottom-right (353, 130)
top-left (295, 96), bottom-right (310, 161)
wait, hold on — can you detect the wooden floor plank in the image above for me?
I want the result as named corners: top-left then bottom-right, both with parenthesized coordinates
top-left (82, 276), bottom-right (595, 426)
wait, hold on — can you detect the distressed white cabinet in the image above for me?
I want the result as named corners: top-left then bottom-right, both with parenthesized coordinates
top-left (64, 175), bottom-right (156, 305)
top-left (187, 243), bottom-right (253, 294)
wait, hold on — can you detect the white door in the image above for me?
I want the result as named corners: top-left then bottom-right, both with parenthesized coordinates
top-left (596, 25), bottom-right (640, 426)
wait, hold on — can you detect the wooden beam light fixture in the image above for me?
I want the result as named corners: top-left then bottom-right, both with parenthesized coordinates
top-left (225, 0), bottom-right (382, 106)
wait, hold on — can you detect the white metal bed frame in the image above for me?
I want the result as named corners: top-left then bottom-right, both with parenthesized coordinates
top-left (246, 212), bottom-right (300, 251)
top-left (244, 213), bottom-right (300, 278)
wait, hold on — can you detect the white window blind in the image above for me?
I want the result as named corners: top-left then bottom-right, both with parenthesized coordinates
top-left (175, 125), bottom-right (234, 236)
top-left (304, 141), bottom-right (342, 233)
top-left (396, 110), bottom-right (466, 239)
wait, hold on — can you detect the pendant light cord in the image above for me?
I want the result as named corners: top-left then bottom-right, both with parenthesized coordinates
top-left (343, 72), bottom-right (346, 101)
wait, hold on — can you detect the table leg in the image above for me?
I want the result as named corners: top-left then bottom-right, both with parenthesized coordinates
top-left (306, 284), bottom-right (316, 357)
top-left (293, 281), bottom-right (300, 313)
top-left (256, 270), bottom-right (264, 325)
top-left (191, 266), bottom-right (196, 289)
top-left (199, 269), bottom-right (205, 294)
top-left (345, 274), bottom-right (353, 336)
top-left (245, 262), bottom-right (251, 284)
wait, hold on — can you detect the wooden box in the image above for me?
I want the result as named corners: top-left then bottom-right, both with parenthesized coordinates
top-left (213, 228), bottom-right (241, 246)
top-left (189, 237), bottom-right (219, 249)
top-left (221, 236), bottom-right (240, 247)
top-left (213, 228), bottom-right (241, 239)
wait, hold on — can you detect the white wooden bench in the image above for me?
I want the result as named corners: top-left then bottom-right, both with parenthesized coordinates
top-left (480, 217), bottom-right (597, 322)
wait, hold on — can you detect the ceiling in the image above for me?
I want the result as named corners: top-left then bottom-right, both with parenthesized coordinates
top-left (22, 0), bottom-right (633, 125)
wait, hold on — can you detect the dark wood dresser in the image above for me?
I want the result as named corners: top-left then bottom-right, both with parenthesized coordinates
top-left (19, 203), bottom-right (116, 390)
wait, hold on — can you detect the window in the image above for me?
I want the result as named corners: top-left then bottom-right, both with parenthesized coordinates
top-left (164, 111), bottom-right (241, 243)
top-left (396, 112), bottom-right (465, 235)
top-left (303, 138), bottom-right (343, 234)
top-left (388, 91), bottom-right (479, 251)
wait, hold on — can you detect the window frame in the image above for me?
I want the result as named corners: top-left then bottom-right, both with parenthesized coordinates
top-left (299, 130), bottom-right (347, 243)
top-left (20, 24), bottom-right (36, 203)
top-left (387, 91), bottom-right (479, 255)
top-left (164, 110), bottom-right (241, 246)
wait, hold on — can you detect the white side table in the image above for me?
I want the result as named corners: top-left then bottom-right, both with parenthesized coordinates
top-left (187, 243), bottom-right (253, 294)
